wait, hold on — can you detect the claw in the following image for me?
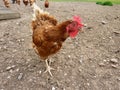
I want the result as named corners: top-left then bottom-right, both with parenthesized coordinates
top-left (44, 59), bottom-right (54, 76)
top-left (44, 65), bottom-right (54, 76)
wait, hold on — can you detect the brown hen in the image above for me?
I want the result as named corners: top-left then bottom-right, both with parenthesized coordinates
top-left (31, 3), bottom-right (83, 76)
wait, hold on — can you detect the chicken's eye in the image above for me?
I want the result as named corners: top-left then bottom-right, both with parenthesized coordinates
top-left (71, 21), bottom-right (78, 27)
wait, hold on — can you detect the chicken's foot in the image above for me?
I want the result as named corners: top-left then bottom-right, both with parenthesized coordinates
top-left (44, 59), bottom-right (54, 76)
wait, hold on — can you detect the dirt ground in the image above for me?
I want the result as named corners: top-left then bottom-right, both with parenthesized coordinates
top-left (0, 1), bottom-right (120, 90)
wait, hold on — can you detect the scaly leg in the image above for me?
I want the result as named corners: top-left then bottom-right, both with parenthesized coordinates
top-left (44, 59), bottom-right (54, 76)
top-left (32, 43), bottom-right (39, 55)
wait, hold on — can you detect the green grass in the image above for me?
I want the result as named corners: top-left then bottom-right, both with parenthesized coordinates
top-left (50, 0), bottom-right (120, 4)
top-left (96, 1), bottom-right (113, 6)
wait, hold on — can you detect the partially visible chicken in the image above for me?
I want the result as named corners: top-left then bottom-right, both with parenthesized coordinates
top-left (23, 0), bottom-right (29, 6)
top-left (12, 0), bottom-right (16, 4)
top-left (44, 0), bottom-right (49, 8)
top-left (31, 3), bottom-right (83, 76)
top-left (16, 0), bottom-right (20, 5)
top-left (29, 0), bottom-right (36, 6)
top-left (3, 0), bottom-right (10, 8)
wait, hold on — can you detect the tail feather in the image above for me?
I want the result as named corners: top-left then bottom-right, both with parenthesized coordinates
top-left (32, 3), bottom-right (49, 20)
top-left (31, 3), bottom-right (57, 30)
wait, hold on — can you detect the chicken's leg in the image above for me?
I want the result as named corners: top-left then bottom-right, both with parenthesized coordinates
top-left (44, 59), bottom-right (54, 76)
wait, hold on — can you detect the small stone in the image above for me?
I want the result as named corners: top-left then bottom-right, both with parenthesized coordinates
top-left (101, 21), bottom-right (107, 24)
top-left (9, 41), bottom-right (14, 44)
top-left (75, 42), bottom-right (79, 45)
top-left (11, 55), bottom-right (14, 58)
top-left (79, 59), bottom-right (82, 63)
top-left (16, 68), bottom-right (19, 72)
top-left (103, 59), bottom-right (107, 62)
top-left (52, 86), bottom-right (55, 90)
top-left (63, 88), bottom-right (65, 90)
top-left (99, 63), bottom-right (105, 67)
top-left (9, 69), bottom-right (13, 73)
top-left (115, 50), bottom-right (120, 54)
top-left (3, 46), bottom-right (7, 49)
top-left (6, 65), bottom-right (15, 71)
top-left (39, 70), bottom-right (42, 74)
top-left (21, 39), bottom-right (24, 42)
top-left (109, 37), bottom-right (112, 39)
top-left (68, 55), bottom-right (71, 58)
top-left (84, 23), bottom-right (87, 27)
top-left (103, 37), bottom-right (105, 40)
top-left (13, 49), bottom-right (17, 52)
top-left (6, 66), bottom-right (12, 71)
top-left (0, 38), bottom-right (4, 42)
top-left (11, 65), bottom-right (15, 68)
top-left (17, 39), bottom-right (21, 42)
top-left (16, 22), bottom-right (19, 25)
top-left (62, 52), bottom-right (65, 54)
top-left (87, 83), bottom-right (90, 86)
top-left (28, 78), bottom-right (33, 82)
top-left (7, 76), bottom-right (11, 79)
top-left (111, 64), bottom-right (118, 68)
top-left (117, 77), bottom-right (120, 81)
top-left (78, 69), bottom-right (82, 72)
top-left (113, 31), bottom-right (120, 35)
top-left (110, 58), bottom-right (118, 63)
top-left (64, 73), bottom-right (67, 76)
top-left (87, 26), bottom-right (93, 30)
top-left (18, 73), bottom-right (23, 80)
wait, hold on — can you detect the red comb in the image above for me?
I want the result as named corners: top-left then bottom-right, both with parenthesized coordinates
top-left (66, 16), bottom-right (83, 38)
top-left (73, 16), bottom-right (83, 28)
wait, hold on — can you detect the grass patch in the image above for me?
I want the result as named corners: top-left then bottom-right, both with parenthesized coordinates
top-left (96, 1), bottom-right (113, 6)
top-left (102, 1), bottom-right (113, 6)
top-left (96, 1), bottom-right (103, 4)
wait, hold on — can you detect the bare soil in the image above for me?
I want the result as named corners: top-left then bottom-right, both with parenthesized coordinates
top-left (0, 1), bottom-right (120, 90)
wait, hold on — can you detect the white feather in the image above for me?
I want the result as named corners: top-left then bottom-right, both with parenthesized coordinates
top-left (32, 14), bottom-right (36, 21)
top-left (32, 3), bottom-right (49, 20)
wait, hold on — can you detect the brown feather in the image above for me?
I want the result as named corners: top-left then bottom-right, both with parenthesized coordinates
top-left (3, 0), bottom-right (10, 8)
top-left (29, 0), bottom-right (36, 6)
top-left (23, 0), bottom-right (29, 6)
top-left (32, 13), bottom-right (72, 60)
top-left (16, 0), bottom-right (20, 5)
top-left (44, 0), bottom-right (49, 8)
